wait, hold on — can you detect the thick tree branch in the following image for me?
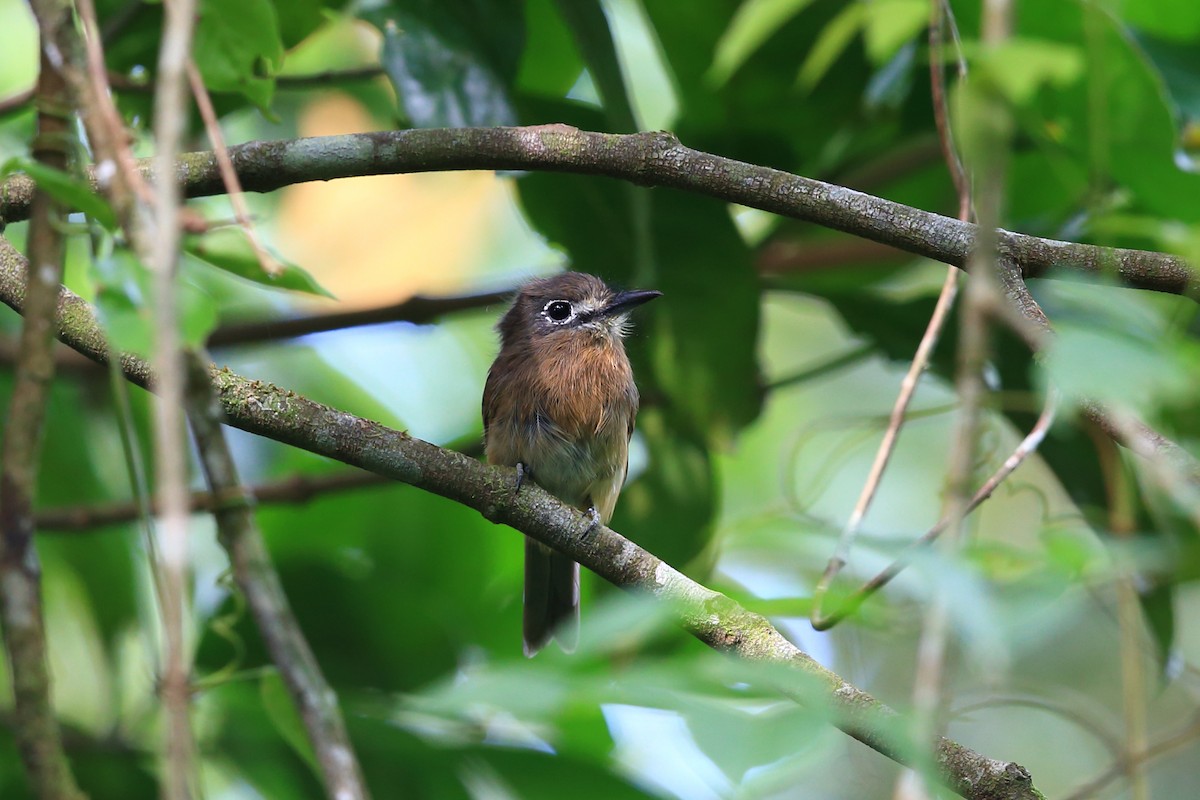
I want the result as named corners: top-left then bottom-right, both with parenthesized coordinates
top-left (0, 126), bottom-right (1191, 296)
top-left (0, 239), bottom-right (1038, 800)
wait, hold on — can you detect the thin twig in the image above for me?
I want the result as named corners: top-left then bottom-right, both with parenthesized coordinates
top-left (1095, 433), bottom-right (1150, 800)
top-left (1062, 712), bottom-right (1200, 800)
top-left (0, 2), bottom-right (85, 796)
top-left (36, 470), bottom-right (392, 531)
top-left (183, 352), bottom-right (370, 799)
top-left (812, 0), bottom-right (966, 632)
top-left (207, 289), bottom-right (512, 347)
top-left (904, 4), bottom-right (1010, 793)
top-left (106, 64), bottom-right (386, 93)
top-left (809, 265), bottom-right (959, 626)
top-left (813, 393), bottom-right (1059, 629)
top-left (185, 58), bottom-right (281, 276)
top-left (0, 238), bottom-right (1041, 800)
top-left (149, 1), bottom-right (200, 797)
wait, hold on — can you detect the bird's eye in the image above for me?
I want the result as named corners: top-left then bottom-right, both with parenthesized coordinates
top-left (545, 300), bottom-right (573, 322)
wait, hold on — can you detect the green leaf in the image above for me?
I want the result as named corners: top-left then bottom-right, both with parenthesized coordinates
top-left (710, 0), bottom-right (818, 86)
top-left (260, 671), bottom-right (319, 774)
top-left (552, 0), bottom-right (636, 130)
top-left (517, 0), bottom-right (586, 96)
top-left (1117, 0), bottom-right (1200, 42)
top-left (2, 157), bottom-right (117, 230)
top-left (863, 0), bottom-right (927, 66)
top-left (194, 0), bottom-right (284, 110)
top-left (612, 409), bottom-right (717, 567)
top-left (185, 228), bottom-right (334, 298)
top-left (648, 190), bottom-right (762, 440)
top-left (273, 0), bottom-right (348, 49)
top-left (93, 248), bottom-right (155, 358)
top-left (796, 3), bottom-right (866, 90)
top-left (1038, 279), bottom-right (1200, 417)
top-left (93, 247), bottom-right (218, 357)
top-left (370, 0), bottom-right (523, 128)
top-left (978, 38), bottom-right (1085, 105)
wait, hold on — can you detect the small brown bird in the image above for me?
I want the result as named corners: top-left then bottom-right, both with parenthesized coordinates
top-left (483, 272), bottom-right (661, 656)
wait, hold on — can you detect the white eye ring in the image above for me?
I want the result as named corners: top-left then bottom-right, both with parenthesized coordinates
top-left (543, 299), bottom-right (574, 323)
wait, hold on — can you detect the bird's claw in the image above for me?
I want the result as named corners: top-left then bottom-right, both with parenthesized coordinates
top-left (514, 462), bottom-right (528, 494)
top-left (582, 506), bottom-right (602, 539)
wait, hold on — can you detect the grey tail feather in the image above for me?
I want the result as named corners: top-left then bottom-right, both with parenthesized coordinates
top-left (523, 538), bottom-right (580, 657)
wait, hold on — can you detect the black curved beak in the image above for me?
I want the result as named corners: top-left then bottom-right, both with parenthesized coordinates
top-left (600, 289), bottom-right (662, 318)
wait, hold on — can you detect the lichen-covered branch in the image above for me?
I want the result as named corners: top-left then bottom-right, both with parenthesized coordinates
top-left (0, 237), bottom-right (1039, 800)
top-left (183, 353), bottom-right (369, 800)
top-left (0, 125), bottom-right (1191, 296)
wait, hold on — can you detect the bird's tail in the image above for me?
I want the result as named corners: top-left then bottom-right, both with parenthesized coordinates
top-left (523, 538), bottom-right (580, 656)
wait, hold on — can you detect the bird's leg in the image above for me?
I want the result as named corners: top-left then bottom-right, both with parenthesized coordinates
top-left (514, 462), bottom-right (529, 494)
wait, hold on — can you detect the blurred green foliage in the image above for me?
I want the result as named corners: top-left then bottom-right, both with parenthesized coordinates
top-left (1, 0), bottom-right (1200, 797)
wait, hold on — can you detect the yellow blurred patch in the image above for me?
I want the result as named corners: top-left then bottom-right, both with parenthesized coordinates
top-left (277, 93), bottom-right (503, 307)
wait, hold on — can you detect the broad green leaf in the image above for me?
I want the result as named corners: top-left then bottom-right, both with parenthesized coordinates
top-left (2, 156), bottom-right (117, 230)
top-left (274, 0), bottom-right (348, 49)
top-left (518, 0), bottom-right (586, 96)
top-left (977, 38), bottom-right (1084, 105)
top-left (552, 0), bottom-right (636, 130)
top-left (863, 0), bottom-right (927, 66)
top-left (93, 247), bottom-right (218, 357)
top-left (1038, 279), bottom-right (1200, 417)
top-left (185, 227), bottom-right (334, 298)
top-left (1135, 32), bottom-right (1200, 121)
top-left (611, 409), bottom-right (717, 567)
top-left (648, 190), bottom-right (762, 440)
top-left (710, 0), bottom-right (818, 86)
top-left (368, 0), bottom-right (523, 128)
top-left (1116, 0), bottom-right (1200, 42)
top-left (796, 3), bottom-right (865, 90)
top-left (194, 0), bottom-right (284, 110)
top-left (379, 15), bottom-right (516, 127)
top-left (260, 671), bottom-right (319, 774)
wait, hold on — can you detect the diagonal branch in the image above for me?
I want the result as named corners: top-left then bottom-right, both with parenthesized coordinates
top-left (0, 240), bottom-right (1038, 800)
top-left (0, 126), bottom-right (1192, 296)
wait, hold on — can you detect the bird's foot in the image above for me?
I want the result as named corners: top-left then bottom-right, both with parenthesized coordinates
top-left (582, 506), bottom-right (602, 539)
top-left (513, 462), bottom-right (529, 494)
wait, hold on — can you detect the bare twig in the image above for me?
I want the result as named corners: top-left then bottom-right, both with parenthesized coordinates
top-left (813, 393), bottom-right (1059, 629)
top-left (207, 289), bottom-right (512, 347)
top-left (149, 1), bottom-right (200, 796)
top-left (1094, 433), bottom-right (1150, 800)
top-left (106, 64), bottom-right (386, 93)
top-left (0, 2), bottom-right (85, 796)
top-left (184, 58), bottom-right (281, 276)
top-left (1062, 712), bottom-right (1200, 800)
top-left (809, 266), bottom-right (958, 627)
top-left (0, 238), bottom-right (1040, 800)
top-left (813, 0), bottom-right (963, 633)
top-left (36, 470), bottom-right (392, 531)
top-left (183, 352), bottom-right (370, 799)
top-left (903, 5), bottom-right (1011, 794)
